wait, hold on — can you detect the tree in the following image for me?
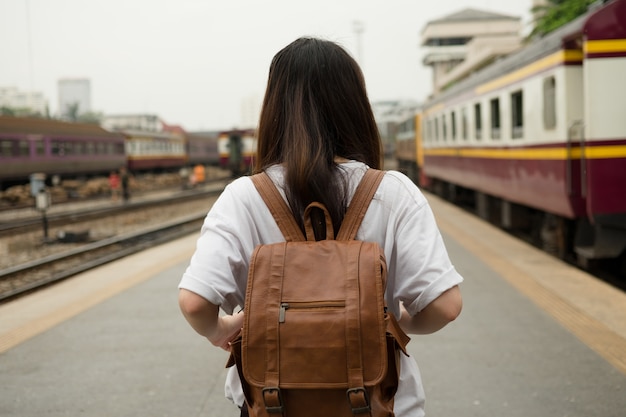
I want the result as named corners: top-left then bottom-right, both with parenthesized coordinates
top-left (77, 111), bottom-right (104, 125)
top-left (0, 106), bottom-right (15, 116)
top-left (65, 102), bottom-right (80, 121)
top-left (529, 0), bottom-right (597, 39)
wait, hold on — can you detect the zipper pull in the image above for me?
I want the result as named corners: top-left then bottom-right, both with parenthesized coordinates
top-left (279, 303), bottom-right (289, 323)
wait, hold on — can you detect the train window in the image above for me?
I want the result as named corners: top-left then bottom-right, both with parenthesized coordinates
top-left (461, 108), bottom-right (468, 140)
top-left (19, 140), bottom-right (29, 156)
top-left (451, 111), bottom-right (457, 141)
top-left (543, 76), bottom-right (556, 130)
top-left (474, 103), bottom-right (482, 140)
top-left (0, 139), bottom-right (15, 157)
top-left (511, 90), bottom-right (523, 139)
top-left (426, 120), bottom-right (432, 143)
top-left (51, 141), bottom-right (64, 156)
top-left (434, 118), bottom-right (439, 141)
top-left (35, 140), bottom-right (45, 156)
top-left (86, 142), bottom-right (95, 154)
top-left (490, 98), bottom-right (501, 140)
top-left (441, 114), bottom-right (448, 142)
top-left (97, 142), bottom-right (105, 154)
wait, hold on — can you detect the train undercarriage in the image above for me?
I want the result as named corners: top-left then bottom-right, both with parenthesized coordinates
top-left (424, 175), bottom-right (626, 279)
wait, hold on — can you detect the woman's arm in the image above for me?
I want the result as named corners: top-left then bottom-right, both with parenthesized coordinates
top-left (178, 289), bottom-right (244, 350)
top-left (399, 285), bottom-right (462, 335)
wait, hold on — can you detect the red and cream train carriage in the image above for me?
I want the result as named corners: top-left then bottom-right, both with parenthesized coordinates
top-left (419, 0), bottom-right (626, 266)
top-left (122, 129), bottom-right (187, 171)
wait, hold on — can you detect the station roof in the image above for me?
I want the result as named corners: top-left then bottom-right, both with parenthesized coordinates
top-left (0, 116), bottom-right (124, 139)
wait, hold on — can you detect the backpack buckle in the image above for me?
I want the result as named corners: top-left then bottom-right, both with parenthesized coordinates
top-left (346, 387), bottom-right (371, 414)
top-left (262, 387), bottom-right (284, 414)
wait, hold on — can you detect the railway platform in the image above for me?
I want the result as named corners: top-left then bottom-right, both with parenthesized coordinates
top-left (1, 192), bottom-right (625, 417)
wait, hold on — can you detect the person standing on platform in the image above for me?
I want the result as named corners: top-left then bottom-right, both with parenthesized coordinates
top-left (119, 167), bottom-right (130, 202)
top-left (178, 37), bottom-right (463, 417)
top-left (193, 164), bottom-right (205, 186)
top-left (108, 170), bottom-right (120, 201)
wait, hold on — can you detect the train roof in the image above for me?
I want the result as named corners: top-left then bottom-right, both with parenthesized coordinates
top-left (218, 128), bottom-right (256, 136)
top-left (423, 5), bottom-right (594, 108)
top-left (0, 116), bottom-right (124, 139)
top-left (188, 130), bottom-right (220, 138)
top-left (116, 129), bottom-right (185, 140)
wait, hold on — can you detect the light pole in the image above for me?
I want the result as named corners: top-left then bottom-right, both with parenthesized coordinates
top-left (353, 20), bottom-right (365, 66)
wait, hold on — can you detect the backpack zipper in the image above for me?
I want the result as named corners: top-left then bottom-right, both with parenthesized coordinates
top-left (279, 301), bottom-right (346, 323)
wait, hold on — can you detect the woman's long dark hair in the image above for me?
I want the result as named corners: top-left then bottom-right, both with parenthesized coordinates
top-left (255, 37), bottom-right (382, 239)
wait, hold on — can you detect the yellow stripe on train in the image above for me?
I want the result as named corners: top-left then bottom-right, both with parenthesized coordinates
top-left (474, 50), bottom-right (583, 95)
top-left (584, 39), bottom-right (626, 54)
top-left (423, 145), bottom-right (626, 160)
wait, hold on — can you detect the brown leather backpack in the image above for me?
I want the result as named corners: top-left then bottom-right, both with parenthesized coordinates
top-left (228, 169), bottom-right (410, 417)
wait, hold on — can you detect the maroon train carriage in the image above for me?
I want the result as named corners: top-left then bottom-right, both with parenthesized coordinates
top-left (0, 116), bottom-right (126, 188)
top-left (420, 0), bottom-right (626, 266)
top-left (186, 131), bottom-right (219, 167)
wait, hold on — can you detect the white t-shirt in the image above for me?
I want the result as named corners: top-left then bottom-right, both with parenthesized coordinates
top-left (179, 161), bottom-right (463, 417)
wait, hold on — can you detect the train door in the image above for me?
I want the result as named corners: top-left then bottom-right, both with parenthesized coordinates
top-left (228, 133), bottom-right (243, 177)
top-left (561, 33), bottom-right (587, 215)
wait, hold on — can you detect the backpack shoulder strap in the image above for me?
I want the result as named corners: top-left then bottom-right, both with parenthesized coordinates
top-left (250, 172), bottom-right (305, 242)
top-left (337, 169), bottom-right (385, 241)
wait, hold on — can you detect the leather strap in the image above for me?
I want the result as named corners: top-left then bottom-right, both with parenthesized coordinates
top-left (250, 173), bottom-right (305, 242)
top-left (252, 169), bottom-right (385, 243)
top-left (263, 242), bottom-right (287, 414)
top-left (336, 169), bottom-right (385, 241)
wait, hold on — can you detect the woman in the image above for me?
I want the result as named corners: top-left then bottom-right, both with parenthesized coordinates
top-left (178, 37), bottom-right (463, 417)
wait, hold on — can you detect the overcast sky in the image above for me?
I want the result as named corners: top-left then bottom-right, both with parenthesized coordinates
top-left (1, 0), bottom-right (532, 131)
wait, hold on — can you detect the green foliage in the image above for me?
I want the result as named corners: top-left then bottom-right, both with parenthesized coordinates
top-left (0, 106), bottom-right (16, 116)
top-left (77, 111), bottom-right (104, 125)
top-left (65, 102), bottom-right (80, 121)
top-left (0, 106), bottom-right (45, 118)
top-left (530, 0), bottom-right (597, 38)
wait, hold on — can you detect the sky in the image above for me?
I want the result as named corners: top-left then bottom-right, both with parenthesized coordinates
top-left (0, 0), bottom-right (533, 132)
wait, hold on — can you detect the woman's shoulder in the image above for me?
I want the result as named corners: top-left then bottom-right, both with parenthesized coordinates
top-left (378, 169), bottom-right (429, 209)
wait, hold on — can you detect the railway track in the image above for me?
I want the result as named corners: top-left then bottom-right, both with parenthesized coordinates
top-left (0, 181), bottom-right (228, 303)
top-left (0, 213), bottom-right (206, 302)
top-left (0, 179), bottom-right (229, 238)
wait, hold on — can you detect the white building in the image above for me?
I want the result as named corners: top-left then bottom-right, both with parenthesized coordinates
top-left (58, 78), bottom-right (91, 118)
top-left (100, 114), bottom-right (163, 132)
top-left (421, 8), bottom-right (523, 95)
top-left (240, 94), bottom-right (262, 129)
top-left (0, 86), bottom-right (48, 115)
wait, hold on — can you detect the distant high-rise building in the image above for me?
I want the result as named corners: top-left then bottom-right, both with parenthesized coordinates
top-left (240, 94), bottom-right (261, 129)
top-left (58, 78), bottom-right (91, 119)
top-left (0, 86), bottom-right (48, 115)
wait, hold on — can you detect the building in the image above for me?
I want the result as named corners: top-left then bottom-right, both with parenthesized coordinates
top-left (100, 114), bottom-right (163, 132)
top-left (240, 94), bottom-right (262, 129)
top-left (58, 78), bottom-right (91, 119)
top-left (0, 86), bottom-right (48, 115)
top-left (421, 8), bottom-right (523, 95)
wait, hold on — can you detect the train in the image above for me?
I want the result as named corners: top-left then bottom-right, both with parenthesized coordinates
top-left (396, 0), bottom-right (626, 269)
top-left (217, 128), bottom-right (257, 177)
top-left (0, 115), bottom-right (219, 189)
